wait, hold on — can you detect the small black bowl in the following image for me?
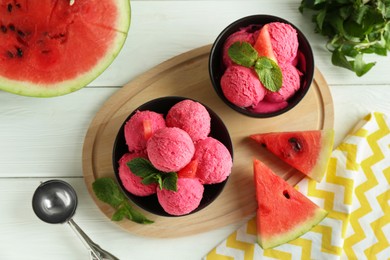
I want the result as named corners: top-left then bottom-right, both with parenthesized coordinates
top-left (209, 15), bottom-right (314, 118)
top-left (112, 96), bottom-right (233, 217)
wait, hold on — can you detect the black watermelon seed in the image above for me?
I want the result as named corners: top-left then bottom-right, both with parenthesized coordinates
top-left (16, 48), bottom-right (23, 57)
top-left (283, 190), bottom-right (291, 199)
top-left (8, 24), bottom-right (15, 31)
top-left (17, 30), bottom-right (25, 37)
top-left (1, 25), bottom-right (7, 33)
top-left (288, 137), bottom-right (302, 152)
top-left (15, 2), bottom-right (21, 8)
top-left (7, 3), bottom-right (13, 12)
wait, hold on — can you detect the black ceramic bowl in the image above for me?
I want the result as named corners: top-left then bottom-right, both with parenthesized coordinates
top-left (209, 15), bottom-right (314, 118)
top-left (112, 96), bottom-right (233, 217)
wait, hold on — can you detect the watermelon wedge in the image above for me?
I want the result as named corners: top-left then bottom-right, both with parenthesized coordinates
top-left (250, 130), bottom-right (334, 182)
top-left (0, 0), bottom-right (130, 97)
top-left (253, 24), bottom-right (277, 63)
top-left (253, 159), bottom-right (327, 249)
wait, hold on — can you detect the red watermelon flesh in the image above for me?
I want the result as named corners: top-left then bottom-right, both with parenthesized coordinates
top-left (250, 130), bottom-right (334, 182)
top-left (253, 159), bottom-right (327, 249)
top-left (253, 24), bottom-right (277, 63)
top-left (0, 0), bottom-right (130, 97)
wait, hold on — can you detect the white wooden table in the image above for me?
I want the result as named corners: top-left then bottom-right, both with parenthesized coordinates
top-left (1, 1), bottom-right (389, 259)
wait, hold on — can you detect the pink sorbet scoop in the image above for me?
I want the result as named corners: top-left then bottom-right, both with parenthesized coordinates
top-left (124, 110), bottom-right (166, 152)
top-left (166, 99), bottom-right (211, 142)
top-left (147, 127), bottom-right (195, 172)
top-left (194, 137), bottom-right (233, 184)
top-left (220, 65), bottom-right (266, 108)
top-left (267, 22), bottom-right (299, 64)
top-left (157, 178), bottom-right (204, 216)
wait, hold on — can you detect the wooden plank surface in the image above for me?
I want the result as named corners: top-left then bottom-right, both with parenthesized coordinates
top-left (82, 45), bottom-right (334, 238)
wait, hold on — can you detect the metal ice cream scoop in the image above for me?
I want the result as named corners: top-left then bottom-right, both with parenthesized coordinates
top-left (32, 179), bottom-right (119, 260)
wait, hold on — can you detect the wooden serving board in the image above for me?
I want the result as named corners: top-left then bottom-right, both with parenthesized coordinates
top-left (82, 45), bottom-right (334, 238)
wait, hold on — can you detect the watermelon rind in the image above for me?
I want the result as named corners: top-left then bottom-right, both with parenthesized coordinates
top-left (258, 207), bottom-right (328, 249)
top-left (0, 0), bottom-right (131, 97)
top-left (308, 129), bottom-right (334, 182)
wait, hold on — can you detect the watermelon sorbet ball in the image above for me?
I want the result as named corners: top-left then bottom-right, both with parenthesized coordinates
top-left (124, 110), bottom-right (166, 152)
top-left (157, 178), bottom-right (204, 216)
top-left (264, 63), bottom-right (301, 103)
top-left (166, 99), bottom-right (211, 142)
top-left (147, 127), bottom-right (195, 172)
top-left (220, 65), bottom-right (266, 108)
top-left (267, 22), bottom-right (299, 64)
top-left (194, 137), bottom-right (233, 184)
top-left (118, 152), bottom-right (157, 196)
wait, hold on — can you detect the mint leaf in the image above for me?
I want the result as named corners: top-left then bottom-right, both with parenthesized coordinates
top-left (162, 172), bottom-right (178, 192)
top-left (123, 202), bottom-right (154, 224)
top-left (111, 203), bottom-right (153, 224)
top-left (92, 177), bottom-right (154, 224)
top-left (352, 53), bottom-right (376, 77)
top-left (228, 41), bottom-right (258, 67)
top-left (254, 57), bottom-right (283, 92)
top-left (331, 48), bottom-right (353, 71)
top-left (92, 177), bottom-right (125, 208)
top-left (141, 173), bottom-right (160, 186)
top-left (128, 157), bottom-right (178, 191)
top-left (111, 205), bottom-right (127, 221)
top-left (128, 157), bottom-right (158, 178)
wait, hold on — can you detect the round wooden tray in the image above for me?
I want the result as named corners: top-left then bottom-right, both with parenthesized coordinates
top-left (82, 45), bottom-right (334, 238)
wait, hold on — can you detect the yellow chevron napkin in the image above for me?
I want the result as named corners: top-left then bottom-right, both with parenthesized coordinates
top-left (204, 112), bottom-right (390, 260)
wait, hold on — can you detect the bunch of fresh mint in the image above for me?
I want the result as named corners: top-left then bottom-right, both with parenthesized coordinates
top-left (92, 177), bottom-right (154, 224)
top-left (300, 0), bottom-right (390, 76)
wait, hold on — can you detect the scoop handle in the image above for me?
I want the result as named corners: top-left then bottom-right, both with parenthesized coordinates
top-left (68, 219), bottom-right (119, 260)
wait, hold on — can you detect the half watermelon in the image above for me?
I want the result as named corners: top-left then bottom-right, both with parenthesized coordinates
top-left (253, 159), bottom-right (327, 249)
top-left (250, 129), bottom-right (334, 182)
top-left (0, 0), bottom-right (130, 97)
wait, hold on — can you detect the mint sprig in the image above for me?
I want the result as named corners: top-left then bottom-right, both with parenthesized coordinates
top-left (127, 157), bottom-right (178, 192)
top-left (92, 177), bottom-right (154, 224)
top-left (228, 42), bottom-right (283, 92)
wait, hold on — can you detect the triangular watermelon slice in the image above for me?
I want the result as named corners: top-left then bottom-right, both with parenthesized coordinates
top-left (253, 24), bottom-right (278, 63)
top-left (250, 130), bottom-right (334, 182)
top-left (253, 159), bottom-right (327, 249)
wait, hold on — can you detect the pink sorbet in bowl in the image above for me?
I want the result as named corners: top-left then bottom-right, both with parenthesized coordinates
top-left (113, 97), bottom-right (233, 217)
top-left (209, 15), bottom-right (314, 118)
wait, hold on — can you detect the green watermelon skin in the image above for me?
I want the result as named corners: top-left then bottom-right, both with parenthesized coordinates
top-left (250, 129), bottom-right (334, 182)
top-left (0, 0), bottom-right (130, 97)
top-left (253, 159), bottom-right (327, 249)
